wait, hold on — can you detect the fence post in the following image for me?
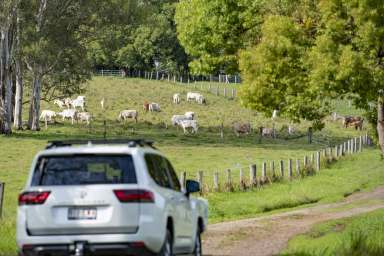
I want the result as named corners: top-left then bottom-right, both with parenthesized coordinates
top-left (262, 162), bottom-right (267, 184)
top-left (239, 168), bottom-right (246, 190)
top-left (279, 160), bottom-right (284, 178)
top-left (359, 136), bottom-right (363, 152)
top-left (354, 137), bottom-right (358, 153)
top-left (179, 171), bottom-right (186, 191)
top-left (250, 164), bottom-right (257, 187)
top-left (213, 172), bottom-right (219, 192)
top-left (296, 159), bottom-right (300, 177)
top-left (316, 151), bottom-right (320, 172)
top-left (224, 88), bottom-right (227, 97)
top-left (216, 87), bottom-right (219, 96)
top-left (288, 159), bottom-right (293, 179)
top-left (270, 160), bottom-right (275, 179)
top-left (226, 169), bottom-right (233, 191)
top-left (197, 171), bottom-right (203, 194)
top-left (335, 146), bottom-right (339, 158)
top-left (0, 182), bottom-right (4, 218)
top-left (232, 88), bottom-right (235, 99)
top-left (304, 156), bottom-right (309, 168)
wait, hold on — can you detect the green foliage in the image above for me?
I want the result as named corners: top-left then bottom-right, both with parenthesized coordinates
top-left (89, 1), bottom-right (188, 72)
top-left (239, 15), bottom-right (329, 126)
top-left (175, 0), bottom-right (263, 74)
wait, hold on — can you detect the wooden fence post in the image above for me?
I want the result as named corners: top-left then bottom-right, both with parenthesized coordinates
top-left (354, 137), bottom-right (358, 153)
top-left (224, 87), bottom-right (227, 97)
top-left (288, 159), bottom-right (293, 179)
top-left (0, 182), bottom-right (4, 219)
top-left (232, 88), bottom-right (235, 98)
top-left (296, 159), bottom-right (300, 177)
top-left (262, 162), bottom-right (267, 184)
top-left (197, 171), bottom-right (203, 194)
top-left (239, 168), bottom-right (246, 190)
top-left (347, 140), bottom-right (351, 154)
top-left (304, 156), bottom-right (309, 168)
top-left (179, 171), bottom-right (186, 190)
top-left (270, 160), bottom-right (275, 179)
top-left (335, 146), bottom-right (339, 158)
top-left (250, 164), bottom-right (257, 187)
top-left (213, 172), bottom-right (219, 192)
top-left (226, 169), bottom-right (233, 191)
top-left (279, 160), bottom-right (284, 178)
top-left (359, 136), bottom-right (363, 152)
top-left (316, 151), bottom-right (320, 172)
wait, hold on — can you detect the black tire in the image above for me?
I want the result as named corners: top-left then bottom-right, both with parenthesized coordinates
top-left (158, 229), bottom-right (173, 256)
top-left (193, 227), bottom-right (202, 256)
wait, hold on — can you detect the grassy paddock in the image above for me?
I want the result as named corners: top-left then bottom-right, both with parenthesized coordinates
top-left (281, 208), bottom-right (384, 255)
top-left (0, 77), bottom-right (371, 254)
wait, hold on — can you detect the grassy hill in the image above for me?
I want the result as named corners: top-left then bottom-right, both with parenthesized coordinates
top-left (0, 77), bottom-right (370, 254)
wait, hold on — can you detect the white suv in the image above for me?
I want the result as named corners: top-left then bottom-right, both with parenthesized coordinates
top-left (16, 139), bottom-right (208, 256)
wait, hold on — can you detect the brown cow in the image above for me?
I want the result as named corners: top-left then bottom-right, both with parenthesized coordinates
top-left (233, 122), bottom-right (251, 137)
top-left (343, 116), bottom-right (364, 130)
top-left (143, 102), bottom-right (150, 112)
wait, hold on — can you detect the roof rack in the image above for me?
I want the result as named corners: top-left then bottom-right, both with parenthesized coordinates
top-left (45, 139), bottom-right (155, 149)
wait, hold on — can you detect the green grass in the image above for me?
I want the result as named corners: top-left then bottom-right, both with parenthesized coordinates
top-left (0, 77), bottom-right (373, 254)
top-left (281, 208), bottom-right (384, 255)
top-left (206, 149), bottom-right (384, 223)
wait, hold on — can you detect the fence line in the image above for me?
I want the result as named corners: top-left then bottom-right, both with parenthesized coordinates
top-left (94, 69), bottom-right (242, 84)
top-left (179, 134), bottom-right (371, 194)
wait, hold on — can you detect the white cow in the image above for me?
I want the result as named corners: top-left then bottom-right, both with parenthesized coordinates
top-left (118, 110), bottom-right (138, 123)
top-left (64, 98), bottom-right (72, 109)
top-left (173, 93), bottom-right (181, 104)
top-left (261, 127), bottom-right (275, 137)
top-left (179, 120), bottom-right (198, 134)
top-left (58, 109), bottom-right (77, 124)
top-left (76, 112), bottom-right (92, 125)
top-left (149, 103), bottom-right (161, 112)
top-left (71, 96), bottom-right (86, 111)
top-left (171, 115), bottom-right (188, 126)
top-left (185, 111), bottom-right (195, 120)
top-left (39, 110), bottom-right (56, 122)
top-left (187, 92), bottom-right (202, 102)
top-left (196, 95), bottom-right (206, 105)
top-left (53, 99), bottom-right (65, 109)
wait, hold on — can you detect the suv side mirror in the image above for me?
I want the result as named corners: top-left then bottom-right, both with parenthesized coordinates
top-left (185, 180), bottom-right (200, 196)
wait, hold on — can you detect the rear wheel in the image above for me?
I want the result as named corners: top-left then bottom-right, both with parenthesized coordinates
top-left (158, 229), bottom-right (173, 256)
top-left (193, 227), bottom-right (202, 256)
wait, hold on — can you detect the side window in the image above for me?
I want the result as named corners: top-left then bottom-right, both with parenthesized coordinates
top-left (165, 158), bottom-right (181, 192)
top-left (144, 154), bottom-right (172, 189)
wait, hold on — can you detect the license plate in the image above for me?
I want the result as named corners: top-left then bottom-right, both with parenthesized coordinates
top-left (68, 207), bottom-right (97, 220)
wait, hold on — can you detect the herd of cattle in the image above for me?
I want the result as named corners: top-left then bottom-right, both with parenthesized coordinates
top-left (39, 92), bottom-right (365, 136)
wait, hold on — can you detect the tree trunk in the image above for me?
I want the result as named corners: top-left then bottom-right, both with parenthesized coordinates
top-left (28, 70), bottom-right (42, 131)
top-left (378, 97), bottom-right (384, 156)
top-left (0, 28), bottom-right (13, 135)
top-left (14, 57), bottom-right (23, 129)
top-left (13, 13), bottom-right (23, 130)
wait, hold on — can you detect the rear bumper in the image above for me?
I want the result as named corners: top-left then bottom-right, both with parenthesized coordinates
top-left (20, 242), bottom-right (156, 256)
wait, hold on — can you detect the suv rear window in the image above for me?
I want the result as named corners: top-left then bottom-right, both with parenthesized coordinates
top-left (31, 155), bottom-right (136, 186)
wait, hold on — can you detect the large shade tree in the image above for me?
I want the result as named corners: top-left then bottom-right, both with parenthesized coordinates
top-left (240, 0), bottom-right (384, 155)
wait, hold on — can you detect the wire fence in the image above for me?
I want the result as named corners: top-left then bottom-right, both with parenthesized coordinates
top-left (94, 69), bottom-right (242, 84)
top-left (179, 135), bottom-right (372, 194)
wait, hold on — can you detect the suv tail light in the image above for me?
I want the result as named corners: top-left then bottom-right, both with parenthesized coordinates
top-left (113, 189), bottom-right (154, 203)
top-left (19, 191), bottom-right (51, 205)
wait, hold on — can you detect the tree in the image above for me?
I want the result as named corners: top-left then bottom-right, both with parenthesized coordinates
top-left (0, 0), bottom-right (17, 134)
top-left (239, 15), bottom-right (327, 128)
top-left (20, 0), bottom-right (96, 130)
top-left (240, 0), bottom-right (384, 155)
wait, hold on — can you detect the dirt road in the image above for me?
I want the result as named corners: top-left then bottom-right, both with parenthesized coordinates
top-left (203, 187), bottom-right (384, 256)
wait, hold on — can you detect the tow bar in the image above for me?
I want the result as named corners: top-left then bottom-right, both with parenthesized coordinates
top-left (71, 242), bottom-right (85, 256)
